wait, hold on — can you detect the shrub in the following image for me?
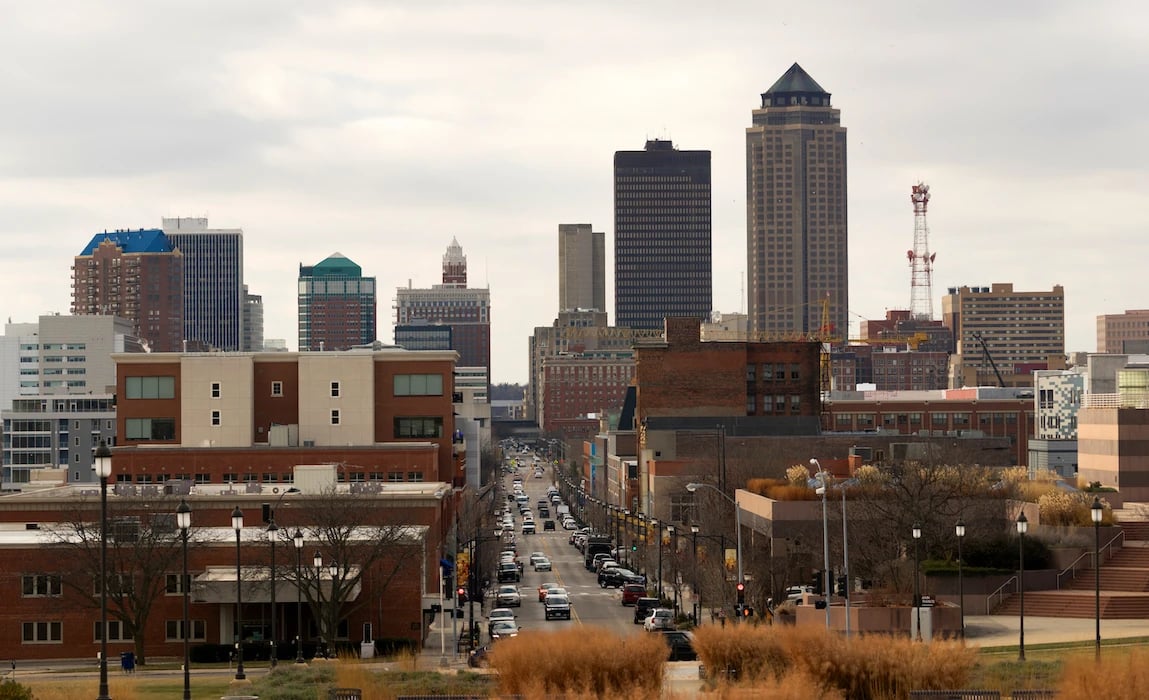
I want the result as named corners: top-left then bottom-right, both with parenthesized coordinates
top-left (691, 624), bottom-right (789, 683)
top-left (785, 464), bottom-right (811, 486)
top-left (1058, 649), bottom-right (1149, 700)
top-left (0, 679), bottom-right (34, 700)
top-left (491, 626), bottom-right (664, 698)
top-left (252, 663), bottom-right (335, 700)
top-left (781, 626), bottom-right (977, 700)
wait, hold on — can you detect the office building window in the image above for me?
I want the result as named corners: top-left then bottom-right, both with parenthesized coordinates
top-left (394, 417), bottom-right (443, 438)
top-left (331, 409), bottom-right (340, 425)
top-left (330, 381), bottom-right (340, 397)
top-left (211, 410), bottom-right (221, 426)
top-left (271, 381), bottom-right (283, 397)
top-left (211, 382), bottom-right (221, 398)
top-left (394, 374), bottom-right (444, 396)
top-left (165, 619), bottom-right (206, 642)
top-left (22, 622), bottom-right (62, 644)
top-left (22, 575), bottom-right (62, 597)
top-left (125, 376), bottom-right (175, 399)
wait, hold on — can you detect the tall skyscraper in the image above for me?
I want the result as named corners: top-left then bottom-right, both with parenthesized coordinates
top-left (298, 252), bottom-right (377, 351)
top-left (161, 217), bottom-right (244, 351)
top-left (395, 238), bottom-right (491, 390)
top-left (746, 63), bottom-right (848, 337)
top-left (558, 224), bottom-right (606, 312)
top-left (71, 229), bottom-right (184, 351)
top-left (613, 139), bottom-right (712, 330)
top-left (242, 285), bottom-right (264, 352)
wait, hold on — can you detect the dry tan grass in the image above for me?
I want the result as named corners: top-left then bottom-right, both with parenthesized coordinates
top-left (1057, 649), bottom-right (1149, 700)
top-left (491, 625), bottom-right (665, 698)
top-left (22, 677), bottom-right (141, 700)
top-left (692, 623), bottom-right (789, 683)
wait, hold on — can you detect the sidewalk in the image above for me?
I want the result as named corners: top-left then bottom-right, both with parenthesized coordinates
top-left (965, 614), bottom-right (1149, 648)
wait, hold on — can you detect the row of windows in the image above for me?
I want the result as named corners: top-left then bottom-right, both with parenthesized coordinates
top-left (126, 415), bottom-right (443, 440)
top-left (21, 620), bottom-right (207, 645)
top-left (747, 363), bottom-right (803, 381)
top-left (115, 471), bottom-right (426, 484)
top-left (130, 375), bottom-right (448, 401)
top-left (126, 376), bottom-right (175, 399)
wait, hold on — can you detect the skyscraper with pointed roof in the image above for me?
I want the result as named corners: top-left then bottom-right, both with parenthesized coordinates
top-left (297, 253), bottom-right (377, 351)
top-left (746, 63), bottom-right (848, 338)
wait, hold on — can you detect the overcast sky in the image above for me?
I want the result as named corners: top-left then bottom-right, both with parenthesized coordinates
top-left (2, 1), bottom-right (1146, 384)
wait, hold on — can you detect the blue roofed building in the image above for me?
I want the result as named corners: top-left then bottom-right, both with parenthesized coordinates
top-left (72, 228), bottom-right (184, 352)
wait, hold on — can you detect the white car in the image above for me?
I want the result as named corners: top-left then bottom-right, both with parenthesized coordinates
top-left (495, 585), bottom-right (521, 607)
top-left (528, 552), bottom-right (547, 566)
top-left (533, 557), bottom-right (552, 572)
top-left (644, 608), bottom-right (675, 631)
top-left (562, 518), bottom-right (578, 530)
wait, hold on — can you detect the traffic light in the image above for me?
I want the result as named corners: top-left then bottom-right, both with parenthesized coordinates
top-left (811, 571), bottom-right (823, 596)
top-left (457, 587), bottom-right (466, 601)
top-left (631, 543), bottom-right (638, 552)
top-left (736, 581), bottom-right (746, 606)
top-left (742, 606), bottom-right (753, 618)
top-left (836, 575), bottom-right (848, 598)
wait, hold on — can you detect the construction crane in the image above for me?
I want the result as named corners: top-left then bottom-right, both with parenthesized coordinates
top-left (845, 332), bottom-right (928, 351)
top-left (972, 332), bottom-right (1005, 387)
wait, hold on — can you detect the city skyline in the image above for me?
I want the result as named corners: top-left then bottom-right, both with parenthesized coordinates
top-left (0, 3), bottom-right (1145, 383)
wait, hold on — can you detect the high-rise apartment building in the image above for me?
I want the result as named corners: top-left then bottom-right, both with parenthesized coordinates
top-left (243, 285), bottom-right (264, 352)
top-left (395, 239), bottom-right (491, 390)
top-left (746, 63), bottom-right (848, 337)
top-left (558, 224), bottom-right (606, 312)
top-left (613, 139), bottom-right (712, 330)
top-left (298, 253), bottom-right (377, 351)
top-left (71, 229), bottom-right (184, 352)
top-left (161, 217), bottom-right (244, 351)
top-left (1097, 310), bottom-right (1149, 354)
top-left (941, 283), bottom-right (1066, 387)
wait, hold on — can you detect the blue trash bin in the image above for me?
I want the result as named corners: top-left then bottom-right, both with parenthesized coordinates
top-left (120, 651), bottom-right (135, 674)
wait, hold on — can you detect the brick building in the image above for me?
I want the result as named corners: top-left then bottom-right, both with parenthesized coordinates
top-left (0, 480), bottom-right (445, 661)
top-left (112, 349), bottom-right (464, 488)
top-left (538, 354), bottom-right (634, 433)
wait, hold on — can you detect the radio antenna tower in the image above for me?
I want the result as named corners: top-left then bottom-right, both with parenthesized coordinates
top-left (907, 182), bottom-right (936, 320)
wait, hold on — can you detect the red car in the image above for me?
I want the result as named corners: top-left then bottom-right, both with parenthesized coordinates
top-left (621, 583), bottom-right (647, 606)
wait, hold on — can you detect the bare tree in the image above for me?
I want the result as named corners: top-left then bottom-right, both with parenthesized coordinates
top-left (276, 486), bottom-right (424, 655)
top-left (50, 493), bottom-right (209, 665)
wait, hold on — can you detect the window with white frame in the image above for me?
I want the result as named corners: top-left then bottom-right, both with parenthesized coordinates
top-left (165, 619), bottom-right (206, 641)
top-left (331, 409), bottom-right (340, 425)
top-left (271, 381), bottom-right (283, 397)
top-left (22, 621), bottom-right (62, 644)
top-left (211, 382), bottom-right (221, 398)
top-left (165, 573), bottom-right (191, 595)
top-left (22, 574), bottom-right (62, 597)
top-left (93, 620), bottom-right (132, 642)
top-left (211, 410), bottom-right (221, 426)
top-left (330, 381), bottom-right (341, 397)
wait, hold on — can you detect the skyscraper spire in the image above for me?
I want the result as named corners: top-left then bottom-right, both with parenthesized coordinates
top-left (442, 237), bottom-right (467, 287)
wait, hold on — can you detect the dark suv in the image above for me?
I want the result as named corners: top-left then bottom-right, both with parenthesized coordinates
top-left (633, 597), bottom-right (660, 624)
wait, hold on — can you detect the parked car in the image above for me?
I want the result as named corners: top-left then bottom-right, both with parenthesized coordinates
top-left (562, 518), bottom-right (578, 530)
top-left (495, 585), bottom-right (521, 607)
top-left (659, 630), bottom-right (697, 661)
top-left (544, 594), bottom-right (572, 620)
top-left (621, 583), bottom-right (647, 605)
top-left (643, 608), bottom-right (675, 632)
top-left (633, 597), bottom-right (660, 624)
top-left (600, 567), bottom-right (642, 588)
top-left (533, 557), bottom-right (552, 572)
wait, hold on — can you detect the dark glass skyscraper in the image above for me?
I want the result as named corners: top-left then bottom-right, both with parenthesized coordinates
top-left (298, 253), bottom-right (377, 351)
top-left (613, 139), bottom-right (712, 330)
top-left (162, 217), bottom-right (244, 351)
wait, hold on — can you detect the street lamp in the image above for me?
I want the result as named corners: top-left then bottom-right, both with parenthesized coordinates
top-left (651, 518), bottom-right (663, 599)
top-left (684, 483), bottom-right (743, 587)
top-left (93, 441), bottom-right (112, 700)
top-left (1017, 511), bottom-right (1028, 662)
top-left (813, 467), bottom-right (832, 631)
top-left (667, 525), bottom-right (678, 616)
top-left (812, 458), bottom-right (845, 634)
top-left (293, 529), bottom-right (306, 664)
top-left (328, 561), bottom-right (339, 659)
top-left (176, 499), bottom-right (192, 700)
top-left (912, 522), bottom-right (922, 641)
top-left (232, 506), bottom-right (246, 681)
top-left (690, 525), bottom-right (700, 624)
top-left (956, 519), bottom-right (966, 642)
top-left (267, 518), bottom-right (279, 668)
top-left (1092, 496), bottom-right (1103, 660)
top-left (313, 551), bottom-right (324, 659)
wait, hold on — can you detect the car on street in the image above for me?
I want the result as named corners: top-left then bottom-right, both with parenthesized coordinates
top-left (543, 594), bottom-right (572, 620)
top-left (487, 608), bottom-right (516, 637)
top-left (539, 506), bottom-right (550, 518)
top-left (562, 518), bottom-right (578, 530)
top-left (497, 562), bottom-right (520, 583)
top-left (495, 585), bottom-right (521, 607)
top-left (538, 582), bottom-right (560, 602)
top-left (528, 552), bottom-right (547, 566)
top-left (543, 520), bottom-right (556, 531)
top-left (621, 583), bottom-right (647, 605)
top-left (522, 521), bottom-right (536, 535)
top-left (633, 597), bottom-right (660, 624)
top-left (489, 620), bottom-right (520, 639)
top-left (600, 567), bottom-right (642, 588)
top-left (659, 630), bottom-right (697, 661)
top-left (643, 608), bottom-right (675, 632)
top-left (533, 557), bottom-right (552, 572)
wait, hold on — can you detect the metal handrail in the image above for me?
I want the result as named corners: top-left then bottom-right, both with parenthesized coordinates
top-left (986, 576), bottom-right (1017, 614)
top-left (1056, 529), bottom-right (1126, 589)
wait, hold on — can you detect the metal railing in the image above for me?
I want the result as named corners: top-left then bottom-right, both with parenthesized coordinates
top-left (1056, 529), bottom-right (1125, 590)
top-left (985, 576), bottom-right (1017, 614)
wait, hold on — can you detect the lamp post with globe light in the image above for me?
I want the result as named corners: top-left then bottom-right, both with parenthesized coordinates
top-left (912, 522), bottom-right (922, 642)
top-left (93, 442), bottom-right (113, 700)
top-left (293, 529), bottom-right (306, 664)
top-left (956, 519), bottom-right (966, 641)
top-left (1092, 496), bottom-right (1103, 661)
top-left (1017, 511), bottom-right (1028, 662)
top-left (232, 507), bottom-right (246, 681)
top-left (176, 499), bottom-right (192, 700)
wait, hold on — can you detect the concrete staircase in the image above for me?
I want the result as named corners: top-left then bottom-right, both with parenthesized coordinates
top-left (993, 519), bottom-right (1149, 619)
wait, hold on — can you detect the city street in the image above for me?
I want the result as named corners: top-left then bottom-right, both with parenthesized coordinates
top-left (491, 460), bottom-right (639, 641)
